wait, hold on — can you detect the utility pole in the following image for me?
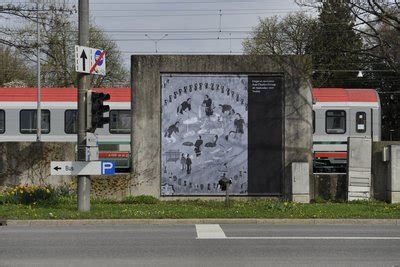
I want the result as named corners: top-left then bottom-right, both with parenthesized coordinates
top-left (36, 1), bottom-right (41, 142)
top-left (145, 34), bottom-right (168, 53)
top-left (77, 0), bottom-right (90, 211)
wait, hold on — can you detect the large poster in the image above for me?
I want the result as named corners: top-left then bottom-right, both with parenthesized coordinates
top-left (160, 74), bottom-right (284, 196)
top-left (161, 74), bottom-right (248, 195)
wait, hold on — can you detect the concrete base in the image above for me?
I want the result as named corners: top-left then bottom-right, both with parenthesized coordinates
top-left (292, 194), bottom-right (310, 203)
top-left (388, 191), bottom-right (400, 204)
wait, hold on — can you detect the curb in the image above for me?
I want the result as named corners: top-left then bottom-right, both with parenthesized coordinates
top-left (4, 218), bottom-right (400, 226)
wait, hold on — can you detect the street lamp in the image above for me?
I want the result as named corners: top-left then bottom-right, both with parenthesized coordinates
top-left (144, 34), bottom-right (168, 53)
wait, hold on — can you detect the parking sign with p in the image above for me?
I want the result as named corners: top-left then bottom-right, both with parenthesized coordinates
top-left (101, 161), bottom-right (115, 175)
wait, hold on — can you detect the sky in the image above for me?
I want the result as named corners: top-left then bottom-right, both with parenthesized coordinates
top-left (87, 0), bottom-right (313, 66)
top-left (1, 0), bottom-right (314, 67)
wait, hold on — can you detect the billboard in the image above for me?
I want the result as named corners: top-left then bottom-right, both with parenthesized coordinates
top-left (161, 74), bottom-right (283, 196)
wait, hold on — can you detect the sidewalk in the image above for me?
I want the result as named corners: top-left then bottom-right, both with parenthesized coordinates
top-left (4, 218), bottom-right (400, 226)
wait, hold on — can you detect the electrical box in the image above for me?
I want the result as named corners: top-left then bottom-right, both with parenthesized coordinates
top-left (291, 162), bottom-right (310, 203)
top-left (388, 145), bottom-right (400, 203)
top-left (347, 137), bottom-right (372, 201)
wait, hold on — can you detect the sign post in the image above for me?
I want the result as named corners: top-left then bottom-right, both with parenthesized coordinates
top-left (73, 1), bottom-right (107, 212)
top-left (76, 0), bottom-right (91, 212)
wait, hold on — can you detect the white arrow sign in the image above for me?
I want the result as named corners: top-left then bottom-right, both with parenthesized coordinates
top-left (51, 161), bottom-right (115, 176)
top-left (75, 45), bottom-right (91, 74)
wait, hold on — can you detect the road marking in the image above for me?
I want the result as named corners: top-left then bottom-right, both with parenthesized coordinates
top-left (196, 224), bottom-right (227, 239)
top-left (226, 236), bottom-right (400, 240)
top-left (195, 225), bottom-right (400, 240)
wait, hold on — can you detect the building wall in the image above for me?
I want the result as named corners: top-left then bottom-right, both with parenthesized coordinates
top-left (0, 142), bottom-right (75, 186)
top-left (131, 55), bottom-right (313, 198)
top-left (0, 142), bottom-right (132, 199)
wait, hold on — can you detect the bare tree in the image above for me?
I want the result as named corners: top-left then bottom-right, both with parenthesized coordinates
top-left (1, 1), bottom-right (128, 88)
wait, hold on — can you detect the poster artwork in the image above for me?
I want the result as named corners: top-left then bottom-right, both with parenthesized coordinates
top-left (161, 74), bottom-right (248, 195)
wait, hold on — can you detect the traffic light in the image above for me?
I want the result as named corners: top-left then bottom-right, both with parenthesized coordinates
top-left (87, 90), bottom-right (110, 132)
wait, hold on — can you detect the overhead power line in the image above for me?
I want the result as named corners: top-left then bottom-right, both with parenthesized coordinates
top-left (93, 11), bottom-right (305, 18)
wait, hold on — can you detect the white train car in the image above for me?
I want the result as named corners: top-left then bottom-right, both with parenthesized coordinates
top-left (312, 88), bottom-right (381, 173)
top-left (0, 87), bottom-right (381, 174)
top-left (0, 87), bottom-right (131, 172)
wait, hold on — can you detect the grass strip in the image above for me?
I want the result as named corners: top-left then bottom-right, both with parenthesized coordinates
top-left (0, 197), bottom-right (399, 220)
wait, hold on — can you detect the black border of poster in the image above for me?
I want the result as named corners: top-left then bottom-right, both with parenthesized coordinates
top-left (247, 75), bottom-right (284, 195)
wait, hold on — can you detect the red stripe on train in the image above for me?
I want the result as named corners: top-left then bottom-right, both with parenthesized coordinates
top-left (0, 88), bottom-right (130, 102)
top-left (312, 88), bottom-right (378, 103)
top-left (314, 152), bottom-right (347, 159)
top-left (99, 152), bottom-right (130, 158)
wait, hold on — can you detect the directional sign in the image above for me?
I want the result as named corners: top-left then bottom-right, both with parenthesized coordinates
top-left (75, 45), bottom-right (106, 76)
top-left (51, 161), bottom-right (115, 176)
top-left (75, 45), bottom-right (91, 74)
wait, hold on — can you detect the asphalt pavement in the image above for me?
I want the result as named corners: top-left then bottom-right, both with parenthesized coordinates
top-left (1, 224), bottom-right (400, 267)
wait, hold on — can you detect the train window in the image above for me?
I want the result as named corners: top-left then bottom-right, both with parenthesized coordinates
top-left (0, 110), bottom-right (5, 134)
top-left (109, 110), bottom-right (131, 134)
top-left (20, 110), bottom-right (50, 134)
top-left (65, 110), bottom-right (78, 134)
top-left (312, 111), bottom-right (315, 133)
top-left (356, 112), bottom-right (367, 133)
top-left (326, 110), bottom-right (346, 134)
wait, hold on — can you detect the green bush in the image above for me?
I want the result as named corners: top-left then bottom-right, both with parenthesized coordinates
top-left (4, 184), bottom-right (57, 205)
top-left (122, 195), bottom-right (159, 204)
top-left (54, 183), bottom-right (75, 197)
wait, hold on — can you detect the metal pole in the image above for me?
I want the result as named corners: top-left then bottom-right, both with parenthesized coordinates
top-left (36, 1), bottom-right (41, 142)
top-left (225, 183), bottom-right (230, 208)
top-left (77, 0), bottom-right (90, 211)
top-left (145, 34), bottom-right (168, 53)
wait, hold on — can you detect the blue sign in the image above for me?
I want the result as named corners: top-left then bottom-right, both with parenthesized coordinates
top-left (101, 161), bottom-right (115, 175)
top-left (94, 50), bottom-right (104, 66)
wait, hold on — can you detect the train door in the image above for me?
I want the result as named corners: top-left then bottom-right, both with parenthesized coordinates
top-left (349, 108), bottom-right (371, 138)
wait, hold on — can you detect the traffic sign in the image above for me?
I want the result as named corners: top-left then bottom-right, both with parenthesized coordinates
top-left (102, 161), bottom-right (115, 175)
top-left (75, 45), bottom-right (91, 74)
top-left (85, 147), bottom-right (99, 161)
top-left (51, 161), bottom-right (115, 175)
top-left (86, 132), bottom-right (98, 147)
top-left (75, 46), bottom-right (106, 76)
top-left (90, 49), bottom-right (106, 76)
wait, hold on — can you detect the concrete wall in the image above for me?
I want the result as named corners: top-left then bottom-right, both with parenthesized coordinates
top-left (372, 141), bottom-right (400, 200)
top-left (313, 174), bottom-right (347, 201)
top-left (0, 142), bottom-right (132, 199)
top-left (131, 55), bottom-right (313, 198)
top-left (0, 142), bottom-right (75, 186)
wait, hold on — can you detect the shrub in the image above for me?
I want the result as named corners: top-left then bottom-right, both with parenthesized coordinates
top-left (54, 182), bottom-right (75, 197)
top-left (122, 195), bottom-right (159, 204)
top-left (4, 184), bottom-right (57, 205)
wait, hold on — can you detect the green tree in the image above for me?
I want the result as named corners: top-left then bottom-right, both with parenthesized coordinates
top-left (0, 45), bottom-right (35, 87)
top-left (308, 0), bottom-right (364, 87)
top-left (243, 12), bottom-right (317, 56)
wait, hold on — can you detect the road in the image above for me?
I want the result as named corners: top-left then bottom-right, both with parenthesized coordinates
top-left (1, 224), bottom-right (400, 267)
